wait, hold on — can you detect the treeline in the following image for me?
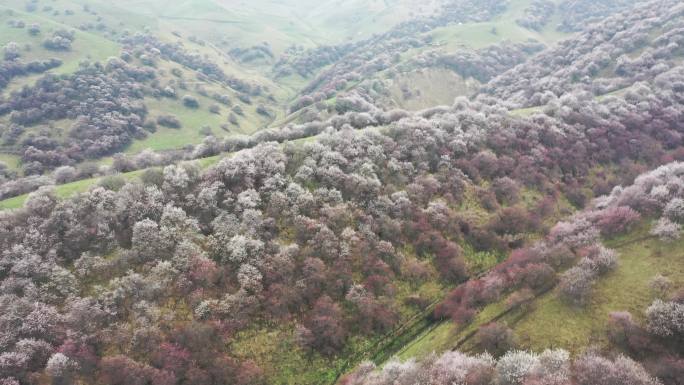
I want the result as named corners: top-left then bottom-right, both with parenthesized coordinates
top-left (343, 349), bottom-right (662, 385)
top-left (0, 57), bottom-right (62, 90)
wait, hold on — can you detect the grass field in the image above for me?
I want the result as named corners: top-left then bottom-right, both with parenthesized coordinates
top-left (0, 5), bottom-right (120, 76)
top-left (392, 220), bottom-right (684, 365)
top-left (127, 97), bottom-right (232, 153)
top-left (0, 153), bottom-right (21, 170)
top-left (387, 68), bottom-right (480, 110)
top-left (230, 325), bottom-right (348, 385)
top-left (430, 0), bottom-right (570, 50)
top-left (513, 223), bottom-right (684, 353)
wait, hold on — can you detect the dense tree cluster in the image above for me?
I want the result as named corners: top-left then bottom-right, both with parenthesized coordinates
top-left (438, 158), bottom-right (684, 322)
top-left (435, 159), bottom-right (684, 384)
top-left (27, 23), bottom-right (40, 36)
top-left (0, 60), bottom-right (155, 171)
top-left (0, 174), bottom-right (52, 200)
top-left (558, 244), bottom-right (619, 306)
top-left (482, 0), bottom-right (684, 107)
top-left (594, 161), bottom-right (684, 241)
top-left (0, 58), bottom-right (62, 90)
top-left (436, 0), bottom-right (509, 25)
top-left (557, 0), bottom-right (641, 32)
top-left (407, 41), bottom-right (545, 83)
top-left (119, 33), bottom-right (259, 96)
top-left (646, 299), bottom-right (684, 338)
top-left (42, 29), bottom-right (75, 51)
top-left (229, 44), bottom-right (274, 64)
top-left (274, 43), bottom-right (358, 78)
top-left (342, 349), bottom-right (661, 385)
top-left (516, 0), bottom-right (555, 31)
top-left (3, 42), bottom-right (20, 61)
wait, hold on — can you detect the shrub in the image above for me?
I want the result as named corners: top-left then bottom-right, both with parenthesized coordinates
top-left (664, 198), bottom-right (684, 223)
top-left (649, 274), bottom-right (673, 297)
top-left (496, 350), bottom-right (538, 385)
top-left (475, 322), bottom-right (516, 356)
top-left (548, 218), bottom-right (600, 249)
top-left (256, 105), bottom-right (270, 117)
top-left (46, 353), bottom-right (78, 384)
top-left (53, 166), bottom-right (77, 184)
top-left (646, 300), bottom-right (684, 338)
top-left (27, 23), bottom-right (40, 36)
top-left (558, 266), bottom-right (596, 306)
top-left (488, 206), bottom-right (540, 236)
top-left (43, 30), bottom-right (75, 51)
top-left (157, 115), bottom-right (182, 128)
top-left (141, 169), bottom-right (164, 186)
top-left (518, 263), bottom-right (556, 292)
top-left (299, 296), bottom-right (347, 356)
top-left (491, 177), bottom-right (520, 205)
top-left (98, 175), bottom-right (126, 191)
top-left (578, 246), bottom-right (618, 276)
top-left (3, 42), bottom-right (20, 60)
top-left (607, 311), bottom-right (653, 353)
top-left (650, 218), bottom-right (681, 241)
top-left (228, 113), bottom-right (239, 126)
top-left (182, 95), bottom-right (200, 109)
top-left (593, 206), bottom-right (641, 236)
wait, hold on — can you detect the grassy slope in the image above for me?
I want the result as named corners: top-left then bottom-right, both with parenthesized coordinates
top-left (0, 4), bottom-right (120, 90)
top-left (386, 68), bottom-right (481, 111)
top-left (393, 220), bottom-right (684, 363)
top-left (0, 1), bottom-right (289, 154)
top-left (513, 223), bottom-right (684, 353)
top-left (430, 0), bottom-right (569, 51)
top-left (337, 0), bottom-right (572, 115)
top-left (0, 153), bottom-right (21, 170)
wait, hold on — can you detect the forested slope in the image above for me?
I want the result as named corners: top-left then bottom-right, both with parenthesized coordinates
top-left (0, 1), bottom-right (683, 385)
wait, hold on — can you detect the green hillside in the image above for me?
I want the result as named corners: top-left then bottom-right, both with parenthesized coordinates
top-left (0, 0), bottom-right (577, 166)
top-left (391, 220), bottom-right (683, 363)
